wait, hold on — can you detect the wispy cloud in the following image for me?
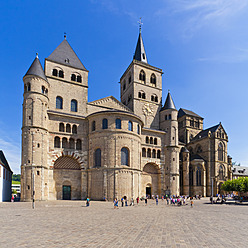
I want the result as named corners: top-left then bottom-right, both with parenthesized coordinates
top-left (197, 47), bottom-right (248, 63)
top-left (0, 137), bottom-right (20, 174)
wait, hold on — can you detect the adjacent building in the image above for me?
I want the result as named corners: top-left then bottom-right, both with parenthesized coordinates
top-left (0, 150), bottom-right (13, 202)
top-left (21, 29), bottom-right (232, 201)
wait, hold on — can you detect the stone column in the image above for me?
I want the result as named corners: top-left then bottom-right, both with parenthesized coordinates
top-left (81, 169), bottom-right (87, 199)
top-left (182, 149), bottom-right (190, 196)
top-left (203, 169), bottom-right (206, 197)
top-left (87, 171), bottom-right (91, 198)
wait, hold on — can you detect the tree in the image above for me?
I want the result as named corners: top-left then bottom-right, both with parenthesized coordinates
top-left (12, 174), bottom-right (20, 182)
top-left (221, 177), bottom-right (248, 193)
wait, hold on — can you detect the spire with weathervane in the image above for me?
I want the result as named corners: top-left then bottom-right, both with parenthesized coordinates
top-left (133, 18), bottom-right (148, 63)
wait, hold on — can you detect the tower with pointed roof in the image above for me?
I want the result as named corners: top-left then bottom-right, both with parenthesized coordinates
top-left (120, 28), bottom-right (163, 129)
top-left (21, 54), bottom-right (50, 201)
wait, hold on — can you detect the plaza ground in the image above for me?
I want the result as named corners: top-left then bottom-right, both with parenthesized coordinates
top-left (0, 198), bottom-right (247, 248)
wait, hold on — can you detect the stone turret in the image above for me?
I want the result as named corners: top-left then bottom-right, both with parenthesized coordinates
top-left (181, 147), bottom-right (190, 195)
top-left (21, 54), bottom-right (49, 201)
top-left (160, 91), bottom-right (180, 196)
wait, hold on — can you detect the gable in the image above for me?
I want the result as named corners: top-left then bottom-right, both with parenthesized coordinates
top-left (88, 96), bottom-right (133, 113)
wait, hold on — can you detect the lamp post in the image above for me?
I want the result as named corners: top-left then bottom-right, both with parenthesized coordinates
top-left (211, 177), bottom-right (214, 204)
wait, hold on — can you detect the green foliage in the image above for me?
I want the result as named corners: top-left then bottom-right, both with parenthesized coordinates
top-left (12, 189), bottom-right (17, 194)
top-left (12, 180), bottom-right (20, 185)
top-left (221, 177), bottom-right (248, 192)
top-left (12, 174), bottom-right (20, 182)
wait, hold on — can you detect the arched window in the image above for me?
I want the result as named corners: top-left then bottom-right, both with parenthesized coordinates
top-left (92, 121), bottom-right (96, 131)
top-left (102, 119), bottom-right (108, 129)
top-left (59, 123), bottom-right (64, 132)
top-left (142, 93), bottom-right (146, 99)
top-left (94, 148), bottom-right (101, 167)
top-left (76, 139), bottom-right (82, 150)
top-left (56, 96), bottom-right (63, 109)
top-left (138, 92), bottom-right (142, 98)
top-left (152, 149), bottom-right (156, 158)
top-left (71, 99), bottom-right (78, 112)
top-left (142, 148), bottom-right (146, 157)
top-left (128, 121), bottom-right (133, 131)
top-left (52, 69), bottom-right (58, 76)
top-left (218, 143), bottom-right (224, 161)
top-left (27, 83), bottom-right (31, 92)
top-left (72, 125), bottom-right (77, 134)
top-left (121, 147), bottom-right (129, 166)
top-left (77, 75), bottom-right (82, 83)
top-left (151, 95), bottom-right (154, 101)
top-left (147, 149), bottom-right (151, 158)
top-left (155, 96), bottom-right (158, 102)
top-left (196, 166), bottom-right (202, 186)
top-left (69, 138), bottom-right (75, 149)
top-left (146, 136), bottom-right (149, 144)
top-left (62, 138), bottom-right (68, 149)
top-left (157, 150), bottom-right (161, 159)
top-left (123, 83), bottom-right (126, 91)
top-left (219, 165), bottom-right (225, 180)
top-left (139, 70), bottom-right (146, 82)
top-left (196, 146), bottom-right (202, 153)
top-left (150, 74), bottom-right (156, 85)
top-left (54, 136), bottom-right (60, 148)
top-left (116, 119), bottom-right (121, 129)
top-left (42, 86), bottom-right (45, 94)
top-left (150, 137), bottom-right (153, 144)
top-left (66, 124), bottom-right (71, 133)
top-left (59, 70), bottom-right (64, 78)
top-left (189, 165), bottom-right (193, 186)
top-left (137, 124), bottom-right (140, 134)
top-left (154, 138), bottom-right (157, 145)
top-left (168, 114), bottom-right (171, 120)
top-left (71, 74), bottom-right (76, 81)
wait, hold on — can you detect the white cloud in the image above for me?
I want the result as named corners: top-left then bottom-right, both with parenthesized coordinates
top-left (0, 137), bottom-right (21, 174)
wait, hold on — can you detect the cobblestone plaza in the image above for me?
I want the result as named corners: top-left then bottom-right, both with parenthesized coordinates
top-left (0, 198), bottom-right (247, 247)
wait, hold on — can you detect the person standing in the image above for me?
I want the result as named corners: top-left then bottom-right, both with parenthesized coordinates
top-left (121, 197), bottom-right (124, 207)
top-left (191, 200), bottom-right (194, 208)
top-left (145, 197), bottom-right (148, 206)
top-left (156, 197), bottom-right (158, 205)
top-left (136, 197), bottom-right (139, 205)
top-left (86, 197), bottom-right (90, 207)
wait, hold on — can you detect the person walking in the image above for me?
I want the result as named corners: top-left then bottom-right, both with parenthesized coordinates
top-left (86, 197), bottom-right (90, 207)
top-left (191, 199), bottom-right (194, 208)
top-left (136, 197), bottom-right (139, 205)
top-left (156, 197), bottom-right (158, 205)
top-left (145, 197), bottom-right (148, 206)
top-left (121, 197), bottom-right (124, 207)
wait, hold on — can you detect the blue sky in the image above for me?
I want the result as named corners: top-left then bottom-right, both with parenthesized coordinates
top-left (0, 0), bottom-right (247, 173)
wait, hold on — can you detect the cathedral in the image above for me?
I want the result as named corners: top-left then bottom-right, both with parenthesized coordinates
top-left (21, 29), bottom-right (232, 201)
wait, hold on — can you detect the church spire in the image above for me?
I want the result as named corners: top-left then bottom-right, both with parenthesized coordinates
top-left (133, 18), bottom-right (148, 63)
top-left (161, 91), bottom-right (176, 110)
top-left (24, 54), bottom-right (47, 81)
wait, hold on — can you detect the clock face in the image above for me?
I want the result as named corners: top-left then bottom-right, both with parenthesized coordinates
top-left (143, 103), bottom-right (154, 116)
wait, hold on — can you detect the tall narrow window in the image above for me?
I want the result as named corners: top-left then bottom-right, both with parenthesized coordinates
top-left (157, 150), bottom-right (161, 159)
top-left (129, 76), bottom-right (131, 84)
top-left (147, 149), bottom-right (151, 158)
top-left (138, 92), bottom-right (142, 98)
top-left (152, 149), bottom-right (156, 158)
top-left (142, 148), bottom-right (146, 157)
top-left (54, 136), bottom-right (60, 148)
top-left (72, 125), bottom-right (77, 134)
top-left (76, 139), bottom-right (82, 150)
top-left (154, 138), bottom-right (157, 145)
top-left (92, 121), bottom-right (96, 131)
top-left (150, 74), bottom-right (156, 86)
top-left (69, 138), bottom-right (75, 149)
top-left (52, 69), bottom-right (58, 76)
top-left (142, 93), bottom-right (146, 99)
top-left (196, 166), bottom-right (202, 186)
top-left (137, 124), bottom-right (140, 134)
top-left (121, 147), bottom-right (129, 166)
top-left (59, 70), bottom-right (64, 78)
top-left (218, 143), bottom-right (224, 161)
top-left (116, 119), bottom-right (121, 129)
top-left (42, 86), bottom-right (45, 94)
top-left (59, 123), bottom-right (64, 132)
top-left (56, 96), bottom-right (63, 109)
top-left (71, 99), bottom-right (78, 112)
top-left (219, 165), bottom-right (224, 180)
top-left (146, 136), bottom-right (149, 144)
top-left (62, 138), bottom-right (68, 149)
top-left (66, 124), bottom-right (71, 133)
top-left (123, 83), bottom-right (126, 91)
top-left (128, 121), bottom-right (133, 131)
top-left (71, 74), bottom-right (76, 81)
top-left (139, 70), bottom-right (146, 82)
top-left (94, 148), bottom-right (101, 167)
top-left (102, 119), bottom-right (108, 129)
top-left (150, 137), bottom-right (153, 144)
top-left (27, 83), bottom-right (31, 92)
top-left (77, 75), bottom-right (82, 83)
top-left (189, 165), bottom-right (193, 186)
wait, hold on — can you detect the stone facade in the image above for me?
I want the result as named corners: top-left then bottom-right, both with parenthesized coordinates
top-left (21, 31), bottom-right (232, 201)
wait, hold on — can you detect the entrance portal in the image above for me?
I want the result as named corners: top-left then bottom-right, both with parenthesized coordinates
top-left (63, 185), bottom-right (71, 200)
top-left (146, 187), bottom-right (151, 198)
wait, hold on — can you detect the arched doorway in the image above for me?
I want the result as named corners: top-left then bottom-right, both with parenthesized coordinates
top-left (53, 155), bottom-right (81, 200)
top-left (142, 163), bottom-right (161, 198)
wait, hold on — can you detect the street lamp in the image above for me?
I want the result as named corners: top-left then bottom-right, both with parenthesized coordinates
top-left (211, 177), bottom-right (214, 204)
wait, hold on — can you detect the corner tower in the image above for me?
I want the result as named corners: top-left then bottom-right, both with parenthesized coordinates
top-left (160, 92), bottom-right (180, 196)
top-left (21, 54), bottom-right (49, 201)
top-left (120, 29), bottom-right (163, 129)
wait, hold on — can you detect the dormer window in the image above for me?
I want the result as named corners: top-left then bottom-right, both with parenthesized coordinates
top-left (65, 58), bottom-right (70, 63)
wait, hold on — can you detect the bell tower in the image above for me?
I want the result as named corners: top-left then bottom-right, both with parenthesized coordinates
top-left (120, 26), bottom-right (163, 129)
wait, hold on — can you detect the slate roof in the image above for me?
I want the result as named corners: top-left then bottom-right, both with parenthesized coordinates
top-left (191, 124), bottom-right (220, 141)
top-left (24, 56), bottom-right (47, 81)
top-left (47, 39), bottom-right (86, 70)
top-left (178, 108), bottom-right (203, 119)
top-left (0, 150), bottom-right (12, 172)
top-left (161, 91), bottom-right (176, 111)
top-left (181, 147), bottom-right (189, 153)
top-left (133, 31), bottom-right (148, 63)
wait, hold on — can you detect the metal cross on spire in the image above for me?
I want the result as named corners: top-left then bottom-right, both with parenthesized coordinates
top-left (64, 32), bottom-right (67, 39)
top-left (138, 17), bottom-right (143, 33)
